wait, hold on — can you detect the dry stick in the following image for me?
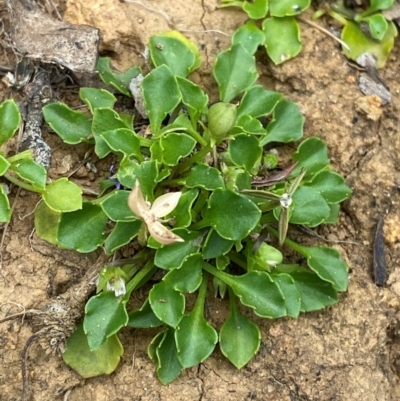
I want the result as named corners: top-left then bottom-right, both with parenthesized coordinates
top-left (297, 16), bottom-right (350, 51)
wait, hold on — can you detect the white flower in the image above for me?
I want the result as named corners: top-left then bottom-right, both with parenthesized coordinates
top-left (128, 180), bottom-right (184, 245)
top-left (107, 276), bottom-right (126, 297)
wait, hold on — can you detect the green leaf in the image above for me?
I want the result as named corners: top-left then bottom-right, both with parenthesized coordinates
top-left (43, 103), bottom-right (92, 145)
top-left (294, 245), bottom-right (349, 292)
top-left (261, 99), bottom-right (304, 145)
top-left (149, 31), bottom-right (200, 77)
top-left (325, 203), bottom-right (340, 224)
top-left (213, 44), bottom-right (258, 103)
top-left (175, 308), bottom-right (218, 368)
top-left (9, 158), bottom-right (46, 190)
top-left (84, 292), bottom-right (128, 350)
top-left (232, 20), bottom-right (265, 54)
top-left (219, 294), bottom-right (260, 368)
top-left (237, 85), bottom-right (282, 119)
top-left (231, 115), bottom-right (266, 135)
top-left (100, 190), bottom-right (137, 222)
top-left (142, 64), bottom-right (181, 133)
top-left (262, 17), bottom-right (302, 64)
top-left (272, 273), bottom-right (301, 317)
top-left (0, 184), bottom-right (11, 222)
top-left (43, 178), bottom-right (82, 212)
top-left (209, 268), bottom-right (286, 318)
top-left (0, 99), bottom-right (21, 146)
top-left (104, 221), bottom-right (142, 254)
top-left (362, 0), bottom-right (395, 15)
top-left (149, 281), bottom-right (185, 328)
top-left (79, 87), bottom-right (117, 113)
top-left (279, 269), bottom-right (338, 311)
top-left (63, 322), bottom-right (123, 378)
top-left (292, 137), bottom-right (330, 179)
top-left (169, 188), bottom-right (199, 228)
top-left (185, 164), bottom-right (225, 190)
top-left (176, 76), bottom-right (209, 121)
top-left (155, 327), bottom-right (183, 384)
top-left (160, 133), bottom-right (196, 166)
top-left (0, 155), bottom-right (10, 175)
top-left (100, 128), bottom-right (143, 160)
top-left (128, 298), bottom-right (163, 328)
top-left (361, 14), bottom-right (388, 41)
top-left (342, 21), bottom-right (397, 68)
top-left (154, 229), bottom-right (202, 269)
top-left (228, 134), bottom-right (262, 171)
top-left (243, 0), bottom-right (269, 19)
top-left (289, 186), bottom-right (331, 226)
top-left (34, 201), bottom-right (60, 246)
top-left (96, 57), bottom-right (141, 97)
top-left (306, 170), bottom-right (352, 204)
top-left (202, 189), bottom-right (261, 241)
top-left (269, 0), bottom-right (311, 16)
top-left (57, 202), bottom-right (108, 252)
top-left (163, 253), bottom-right (203, 293)
top-left (202, 229), bottom-right (234, 259)
top-left (92, 108), bottom-right (130, 158)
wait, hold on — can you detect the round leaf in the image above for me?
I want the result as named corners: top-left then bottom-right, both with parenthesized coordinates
top-left (306, 170), bottom-right (352, 204)
top-left (149, 32), bottom-right (199, 77)
top-left (261, 99), bottom-right (304, 145)
top-left (163, 253), bottom-right (203, 293)
top-left (262, 17), bottom-right (302, 64)
top-left (0, 99), bottom-right (21, 146)
top-left (84, 292), bottom-right (128, 350)
top-left (160, 133), bottom-right (196, 166)
top-left (219, 303), bottom-right (260, 368)
top-left (228, 134), bottom-right (262, 171)
top-left (269, 0), bottom-right (311, 16)
top-left (79, 87), bottom-right (116, 112)
top-left (149, 281), bottom-right (185, 328)
top-left (43, 103), bottom-right (92, 144)
top-left (232, 20), bottom-right (265, 54)
top-left (104, 220), bottom-right (142, 255)
top-left (142, 64), bottom-right (181, 133)
top-left (10, 158), bottom-right (47, 190)
top-left (237, 85), bottom-right (282, 119)
top-left (43, 178), bottom-right (82, 212)
top-left (34, 201), bottom-right (61, 245)
top-left (242, 0), bottom-right (269, 19)
top-left (57, 202), bottom-right (108, 252)
top-left (203, 189), bottom-right (261, 241)
top-left (101, 128), bottom-right (142, 160)
top-left (175, 309), bottom-right (218, 368)
top-left (213, 44), bottom-right (258, 103)
top-left (272, 273), bottom-right (301, 317)
top-left (289, 186), bottom-right (331, 226)
top-left (63, 322), bottom-right (123, 378)
top-left (128, 299), bottom-right (163, 328)
top-left (202, 229), bottom-right (234, 259)
top-left (155, 327), bottom-right (183, 384)
top-left (185, 164), bottom-right (225, 190)
top-left (100, 190), bottom-right (137, 222)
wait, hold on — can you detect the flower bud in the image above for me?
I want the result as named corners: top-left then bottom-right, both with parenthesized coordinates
top-left (208, 102), bottom-right (237, 141)
top-left (251, 243), bottom-right (283, 271)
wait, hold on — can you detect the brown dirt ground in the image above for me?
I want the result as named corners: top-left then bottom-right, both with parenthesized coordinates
top-left (1, 1), bottom-right (400, 400)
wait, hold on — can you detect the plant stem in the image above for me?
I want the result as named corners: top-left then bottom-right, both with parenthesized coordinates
top-left (266, 226), bottom-right (307, 256)
top-left (4, 172), bottom-right (43, 193)
top-left (174, 143), bottom-right (212, 176)
top-left (6, 150), bottom-right (33, 163)
top-left (227, 251), bottom-right (247, 270)
top-left (124, 259), bottom-right (157, 297)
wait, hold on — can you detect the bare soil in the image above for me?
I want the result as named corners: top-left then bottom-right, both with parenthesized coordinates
top-left (1, 1), bottom-right (400, 400)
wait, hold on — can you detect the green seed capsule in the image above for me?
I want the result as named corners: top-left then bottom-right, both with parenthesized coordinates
top-left (208, 102), bottom-right (237, 141)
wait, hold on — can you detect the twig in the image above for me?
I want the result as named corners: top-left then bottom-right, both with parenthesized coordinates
top-left (297, 16), bottom-right (350, 51)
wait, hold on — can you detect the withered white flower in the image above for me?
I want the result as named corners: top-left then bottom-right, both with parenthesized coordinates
top-left (107, 276), bottom-right (126, 297)
top-left (128, 180), bottom-right (184, 245)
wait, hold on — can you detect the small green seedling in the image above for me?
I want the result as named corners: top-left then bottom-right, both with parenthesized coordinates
top-left (0, 99), bottom-right (82, 223)
top-left (222, 0), bottom-right (397, 67)
top-left (38, 31), bottom-right (352, 383)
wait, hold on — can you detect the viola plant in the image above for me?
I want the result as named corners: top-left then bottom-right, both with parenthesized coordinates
top-left (37, 31), bottom-right (352, 383)
top-left (0, 99), bottom-right (82, 223)
top-left (221, 0), bottom-right (397, 67)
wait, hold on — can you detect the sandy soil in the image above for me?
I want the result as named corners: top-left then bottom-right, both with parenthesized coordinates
top-left (0, 1), bottom-right (400, 400)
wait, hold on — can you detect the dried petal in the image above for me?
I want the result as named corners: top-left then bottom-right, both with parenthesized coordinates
top-left (107, 276), bottom-right (126, 297)
top-left (128, 180), bottom-right (150, 218)
top-left (147, 220), bottom-right (184, 245)
top-left (151, 191), bottom-right (182, 218)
